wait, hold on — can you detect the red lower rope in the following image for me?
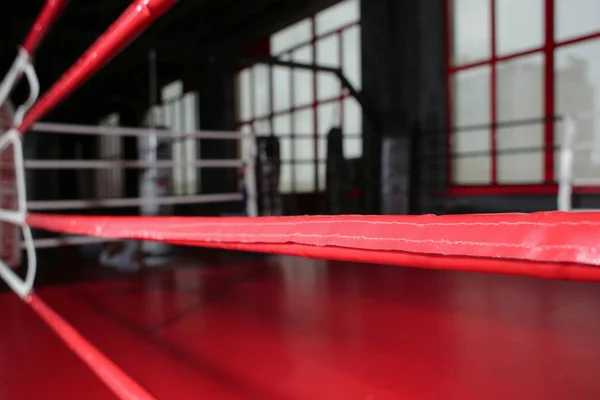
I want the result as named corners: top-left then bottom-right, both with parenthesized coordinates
top-left (26, 211), bottom-right (600, 282)
top-left (25, 293), bottom-right (155, 399)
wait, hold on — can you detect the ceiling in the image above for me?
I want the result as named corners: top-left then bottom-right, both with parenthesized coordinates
top-left (0, 0), bottom-right (337, 122)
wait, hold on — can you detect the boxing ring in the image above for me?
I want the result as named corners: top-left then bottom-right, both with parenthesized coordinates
top-left (2, 1), bottom-right (600, 399)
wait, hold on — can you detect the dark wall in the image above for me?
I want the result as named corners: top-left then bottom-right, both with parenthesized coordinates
top-left (361, 0), bottom-right (447, 215)
top-left (189, 56), bottom-right (242, 216)
top-left (439, 194), bottom-right (600, 214)
top-left (198, 56), bottom-right (238, 195)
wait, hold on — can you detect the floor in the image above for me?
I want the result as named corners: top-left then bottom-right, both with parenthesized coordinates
top-left (2, 252), bottom-right (600, 399)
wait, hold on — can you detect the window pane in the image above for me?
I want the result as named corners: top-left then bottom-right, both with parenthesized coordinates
top-left (254, 119), bottom-right (271, 135)
top-left (273, 65), bottom-right (291, 112)
top-left (318, 137), bottom-right (327, 160)
top-left (452, 0), bottom-right (490, 65)
top-left (238, 69), bottom-right (252, 121)
top-left (240, 124), bottom-right (252, 133)
top-left (273, 113), bottom-right (291, 136)
top-left (452, 131), bottom-right (491, 184)
top-left (252, 65), bottom-right (270, 118)
top-left (344, 138), bottom-right (362, 158)
top-left (317, 35), bottom-right (340, 100)
top-left (271, 18), bottom-right (312, 55)
top-left (293, 108), bottom-right (314, 135)
top-left (144, 105), bottom-right (163, 127)
top-left (296, 162), bottom-right (315, 192)
top-left (343, 96), bottom-right (362, 137)
top-left (292, 45), bottom-right (314, 106)
top-left (240, 124), bottom-right (252, 161)
top-left (274, 114), bottom-right (292, 162)
top-left (295, 138), bottom-right (314, 160)
top-left (555, 0), bottom-right (600, 42)
top-left (318, 162), bottom-right (326, 191)
top-left (496, 53), bottom-right (544, 183)
top-left (315, 0), bottom-right (359, 35)
top-left (342, 25), bottom-right (361, 90)
top-left (317, 102), bottom-right (339, 135)
top-left (280, 163), bottom-right (293, 193)
top-left (452, 66), bottom-right (491, 183)
top-left (496, 0), bottom-right (543, 56)
top-left (162, 80), bottom-right (183, 100)
top-left (182, 92), bottom-right (199, 194)
top-left (555, 39), bottom-right (600, 180)
top-left (453, 66), bottom-right (490, 126)
top-left (280, 137), bottom-right (292, 162)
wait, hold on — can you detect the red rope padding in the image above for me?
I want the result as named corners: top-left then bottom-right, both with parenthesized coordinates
top-left (19, 0), bottom-right (177, 133)
top-left (25, 293), bottom-right (156, 400)
top-left (22, 0), bottom-right (67, 55)
top-left (26, 211), bottom-right (600, 281)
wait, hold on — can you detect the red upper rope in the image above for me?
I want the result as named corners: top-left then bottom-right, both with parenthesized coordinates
top-left (19, 0), bottom-right (177, 133)
top-left (22, 0), bottom-right (67, 55)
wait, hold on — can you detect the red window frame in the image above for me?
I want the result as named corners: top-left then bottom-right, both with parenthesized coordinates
top-left (445, 0), bottom-right (600, 196)
top-left (236, 18), bottom-right (360, 194)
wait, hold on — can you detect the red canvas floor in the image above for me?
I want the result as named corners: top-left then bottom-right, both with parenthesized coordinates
top-left (2, 255), bottom-right (600, 399)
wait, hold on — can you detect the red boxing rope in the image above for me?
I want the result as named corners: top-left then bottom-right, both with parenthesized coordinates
top-left (26, 211), bottom-right (600, 282)
top-left (19, 0), bottom-right (177, 133)
top-left (25, 293), bottom-right (156, 400)
top-left (0, 1), bottom-right (178, 398)
top-left (22, 0), bottom-right (67, 55)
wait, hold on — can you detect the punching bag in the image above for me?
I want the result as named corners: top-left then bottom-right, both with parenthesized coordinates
top-left (326, 127), bottom-right (351, 214)
top-left (255, 134), bottom-right (283, 216)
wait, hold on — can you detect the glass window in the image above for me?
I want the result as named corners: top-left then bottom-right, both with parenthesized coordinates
top-left (343, 96), bottom-right (362, 135)
top-left (344, 138), bottom-right (362, 159)
top-left (318, 161), bottom-right (326, 191)
top-left (452, 0), bottom-right (491, 65)
top-left (238, 69), bottom-right (252, 121)
top-left (315, 0), bottom-right (359, 35)
top-left (239, 124), bottom-right (252, 161)
top-left (342, 25), bottom-right (361, 90)
top-left (496, 54), bottom-right (544, 183)
top-left (280, 163), bottom-right (293, 193)
top-left (453, 67), bottom-right (491, 127)
top-left (296, 162), bottom-right (315, 192)
top-left (271, 18), bottom-right (312, 55)
top-left (254, 119), bottom-right (271, 135)
top-left (97, 113), bottom-right (122, 199)
top-left (272, 65), bottom-right (291, 113)
top-left (317, 137), bottom-right (327, 160)
top-left (452, 139), bottom-right (492, 184)
top-left (160, 82), bottom-right (200, 195)
top-left (317, 102), bottom-right (338, 135)
top-left (273, 113), bottom-right (293, 191)
top-left (555, 39), bottom-right (600, 180)
top-left (273, 113), bottom-right (291, 136)
top-left (252, 65), bottom-right (270, 118)
top-left (236, 5), bottom-right (361, 195)
top-left (182, 92), bottom-right (199, 193)
top-left (452, 67), bottom-right (491, 184)
top-left (555, 0), bottom-right (600, 42)
top-left (496, 0), bottom-right (543, 56)
top-left (293, 108), bottom-right (314, 135)
top-left (162, 80), bottom-right (183, 101)
top-left (316, 35), bottom-right (340, 100)
top-left (295, 138), bottom-right (314, 160)
top-left (292, 45), bottom-right (313, 106)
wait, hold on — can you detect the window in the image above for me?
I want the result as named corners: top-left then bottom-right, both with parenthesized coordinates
top-left (448, 0), bottom-right (600, 189)
top-left (157, 80), bottom-right (200, 196)
top-left (236, 0), bottom-right (361, 193)
top-left (97, 112), bottom-right (123, 199)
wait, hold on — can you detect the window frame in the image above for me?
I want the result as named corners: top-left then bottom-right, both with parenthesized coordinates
top-left (445, 0), bottom-right (600, 195)
top-left (236, 13), bottom-right (360, 194)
